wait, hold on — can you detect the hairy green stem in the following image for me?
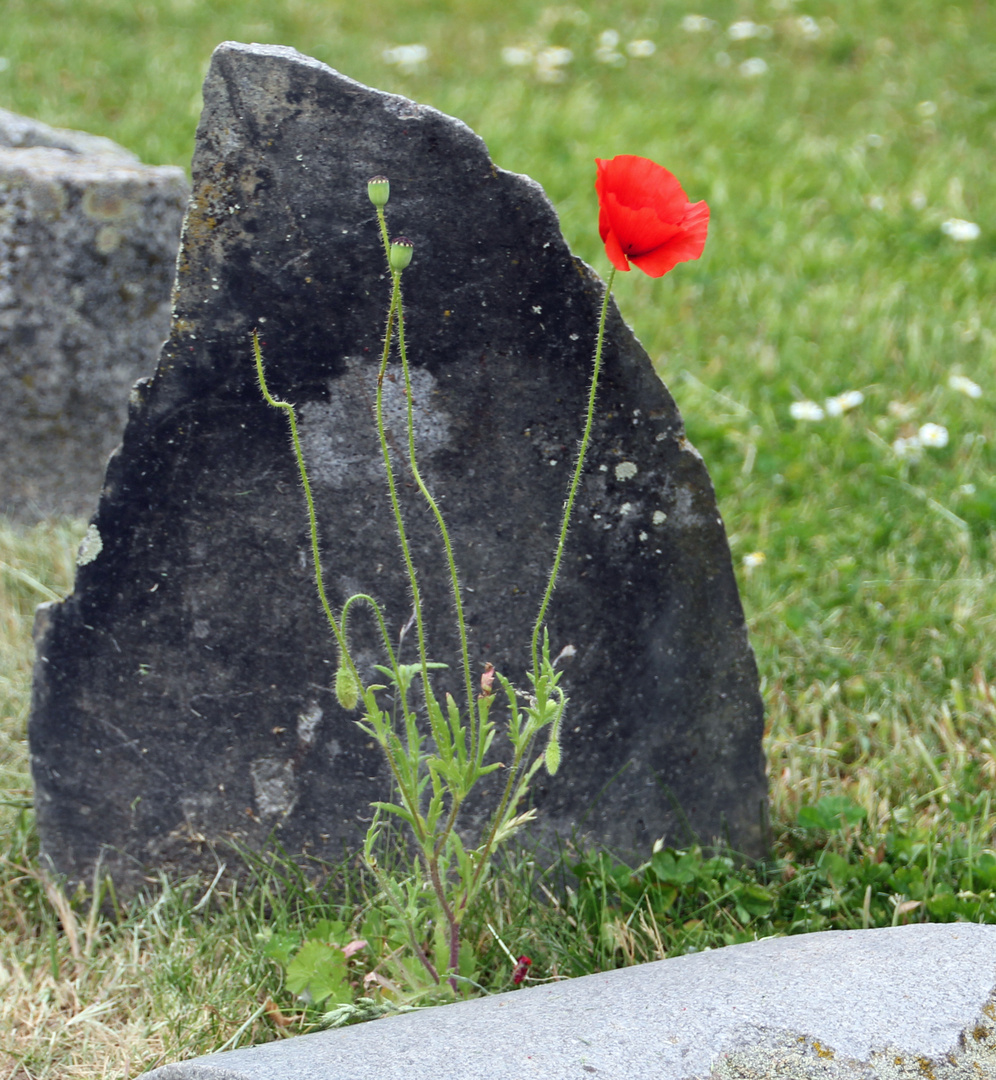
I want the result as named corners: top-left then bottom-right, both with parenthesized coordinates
top-left (530, 268), bottom-right (616, 675)
top-left (374, 276), bottom-right (434, 703)
top-left (393, 295), bottom-right (478, 747)
top-left (252, 331), bottom-right (360, 687)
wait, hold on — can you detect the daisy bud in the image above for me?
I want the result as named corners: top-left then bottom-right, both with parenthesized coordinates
top-left (389, 236), bottom-right (414, 272)
top-left (367, 176), bottom-right (390, 207)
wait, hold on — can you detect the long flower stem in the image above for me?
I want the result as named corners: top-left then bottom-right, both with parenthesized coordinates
top-left (252, 332), bottom-right (360, 687)
top-left (374, 276), bottom-right (434, 700)
top-left (393, 294), bottom-right (478, 743)
top-left (530, 269), bottom-right (616, 675)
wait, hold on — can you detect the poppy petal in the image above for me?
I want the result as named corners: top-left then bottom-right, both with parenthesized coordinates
top-left (600, 155), bottom-right (689, 223)
top-left (603, 195), bottom-right (682, 256)
top-left (629, 201), bottom-right (710, 277)
top-left (601, 226), bottom-right (631, 272)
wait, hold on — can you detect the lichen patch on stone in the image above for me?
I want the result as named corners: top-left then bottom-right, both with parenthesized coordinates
top-left (76, 523), bottom-right (103, 566)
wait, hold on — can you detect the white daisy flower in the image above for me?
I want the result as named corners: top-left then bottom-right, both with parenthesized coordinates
top-left (918, 422), bottom-right (949, 448)
top-left (535, 46), bottom-right (573, 82)
top-left (795, 16), bottom-right (821, 41)
top-left (941, 218), bottom-right (981, 242)
top-left (681, 14), bottom-right (715, 33)
top-left (740, 57), bottom-right (768, 76)
top-left (626, 39), bottom-right (656, 57)
top-left (730, 19), bottom-right (760, 39)
top-left (382, 44), bottom-right (429, 73)
top-left (948, 374), bottom-right (982, 399)
top-left (824, 390), bottom-right (864, 416)
top-left (742, 551), bottom-right (766, 569)
top-left (892, 436), bottom-right (921, 461)
top-left (501, 46), bottom-right (533, 66)
top-left (790, 400), bottom-right (825, 421)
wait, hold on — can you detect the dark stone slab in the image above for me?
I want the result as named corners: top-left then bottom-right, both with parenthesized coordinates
top-left (0, 110), bottom-right (188, 521)
top-left (139, 925), bottom-right (996, 1080)
top-left (28, 42), bottom-right (766, 894)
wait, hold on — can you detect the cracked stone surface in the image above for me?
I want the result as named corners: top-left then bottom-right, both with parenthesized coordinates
top-left (139, 925), bottom-right (996, 1079)
top-left (29, 42), bottom-right (766, 894)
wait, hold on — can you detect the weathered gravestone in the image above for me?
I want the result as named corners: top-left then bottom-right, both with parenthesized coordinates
top-left (29, 42), bottom-right (766, 895)
top-left (0, 108), bottom-right (188, 520)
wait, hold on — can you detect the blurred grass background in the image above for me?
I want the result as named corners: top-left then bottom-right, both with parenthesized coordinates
top-left (1, 1), bottom-right (995, 1076)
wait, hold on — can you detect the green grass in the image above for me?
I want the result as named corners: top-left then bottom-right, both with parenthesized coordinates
top-left (2, 0), bottom-right (996, 1076)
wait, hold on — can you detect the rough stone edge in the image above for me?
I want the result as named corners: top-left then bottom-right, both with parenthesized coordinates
top-left (0, 105), bottom-right (138, 158)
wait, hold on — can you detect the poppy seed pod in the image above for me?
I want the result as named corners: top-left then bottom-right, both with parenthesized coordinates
top-left (367, 176), bottom-right (390, 207)
top-left (389, 236), bottom-right (414, 272)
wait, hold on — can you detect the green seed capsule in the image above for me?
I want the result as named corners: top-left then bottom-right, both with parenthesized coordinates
top-left (367, 176), bottom-right (390, 207)
top-left (389, 236), bottom-right (414, 272)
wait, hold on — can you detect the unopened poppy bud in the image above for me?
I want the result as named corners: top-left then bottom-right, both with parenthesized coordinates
top-left (480, 663), bottom-right (496, 698)
top-left (335, 664), bottom-right (360, 711)
top-left (367, 176), bottom-right (390, 207)
top-left (389, 236), bottom-right (414, 272)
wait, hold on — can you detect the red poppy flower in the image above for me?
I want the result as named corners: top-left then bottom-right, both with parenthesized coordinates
top-left (595, 155), bottom-right (709, 277)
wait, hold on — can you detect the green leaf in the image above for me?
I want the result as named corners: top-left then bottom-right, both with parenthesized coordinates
top-left (370, 800), bottom-right (417, 828)
top-left (817, 850), bottom-right (853, 885)
top-left (650, 848), bottom-right (699, 886)
top-left (305, 919), bottom-right (347, 944)
top-left (458, 939), bottom-right (477, 983)
top-left (734, 882), bottom-right (775, 916)
top-left (257, 929), bottom-right (299, 965)
top-left (285, 940), bottom-right (350, 1007)
top-left (797, 796), bottom-right (867, 833)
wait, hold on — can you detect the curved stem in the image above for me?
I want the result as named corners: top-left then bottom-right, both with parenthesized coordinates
top-left (252, 332), bottom-right (360, 688)
top-left (341, 592), bottom-right (401, 673)
top-left (530, 269), bottom-right (616, 675)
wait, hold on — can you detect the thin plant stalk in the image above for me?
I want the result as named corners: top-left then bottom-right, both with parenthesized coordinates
top-left (252, 331), bottom-right (358, 687)
top-left (530, 268), bottom-right (616, 676)
top-left (392, 282), bottom-right (478, 735)
top-left (373, 272), bottom-right (435, 712)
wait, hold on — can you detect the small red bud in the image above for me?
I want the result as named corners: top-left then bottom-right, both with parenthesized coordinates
top-left (512, 955), bottom-right (532, 985)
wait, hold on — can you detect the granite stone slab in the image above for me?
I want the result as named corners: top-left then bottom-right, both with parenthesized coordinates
top-left (139, 923), bottom-right (996, 1079)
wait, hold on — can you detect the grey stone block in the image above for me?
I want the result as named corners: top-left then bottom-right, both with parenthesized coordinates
top-left (0, 110), bottom-right (188, 520)
top-left (139, 924), bottom-right (996, 1079)
top-left (29, 43), bottom-right (766, 895)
